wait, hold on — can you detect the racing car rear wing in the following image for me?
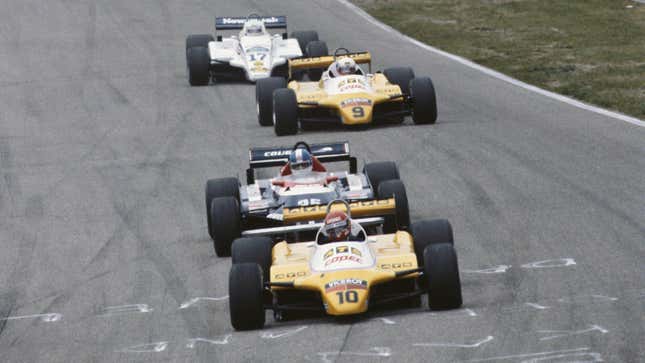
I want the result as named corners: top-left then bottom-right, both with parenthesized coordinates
top-left (288, 52), bottom-right (372, 78)
top-left (246, 141), bottom-right (357, 184)
top-left (215, 16), bottom-right (288, 30)
top-left (282, 197), bottom-right (395, 223)
top-left (241, 217), bottom-right (385, 237)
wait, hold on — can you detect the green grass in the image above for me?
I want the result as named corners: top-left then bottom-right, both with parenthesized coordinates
top-left (352, 0), bottom-right (645, 119)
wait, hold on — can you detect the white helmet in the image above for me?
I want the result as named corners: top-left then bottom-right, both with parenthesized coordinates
top-left (245, 19), bottom-right (264, 36)
top-left (335, 57), bottom-right (357, 75)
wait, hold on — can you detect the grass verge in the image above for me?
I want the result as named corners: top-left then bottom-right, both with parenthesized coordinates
top-left (351, 0), bottom-right (645, 119)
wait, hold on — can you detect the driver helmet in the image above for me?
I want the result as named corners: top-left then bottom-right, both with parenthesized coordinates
top-left (245, 20), bottom-right (264, 36)
top-left (336, 57), bottom-right (357, 75)
top-left (322, 210), bottom-right (351, 242)
top-left (289, 148), bottom-right (313, 176)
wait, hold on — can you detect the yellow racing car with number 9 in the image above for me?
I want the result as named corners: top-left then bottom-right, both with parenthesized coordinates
top-left (255, 48), bottom-right (439, 135)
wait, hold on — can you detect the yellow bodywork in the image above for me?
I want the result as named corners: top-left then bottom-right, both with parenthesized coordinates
top-left (283, 197), bottom-right (395, 223)
top-left (288, 74), bottom-right (404, 125)
top-left (270, 231), bottom-right (419, 316)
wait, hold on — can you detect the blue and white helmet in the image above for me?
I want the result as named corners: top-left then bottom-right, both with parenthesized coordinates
top-left (289, 148), bottom-right (313, 176)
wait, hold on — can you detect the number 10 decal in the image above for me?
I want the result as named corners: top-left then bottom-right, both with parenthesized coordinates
top-left (336, 290), bottom-right (358, 304)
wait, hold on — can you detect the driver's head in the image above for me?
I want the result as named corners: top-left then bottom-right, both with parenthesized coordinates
top-left (323, 210), bottom-right (351, 242)
top-left (288, 148), bottom-right (313, 176)
top-left (245, 20), bottom-right (264, 36)
top-left (336, 57), bottom-right (357, 75)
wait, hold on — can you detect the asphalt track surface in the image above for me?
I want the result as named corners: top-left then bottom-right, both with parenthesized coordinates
top-left (1, 0), bottom-right (643, 362)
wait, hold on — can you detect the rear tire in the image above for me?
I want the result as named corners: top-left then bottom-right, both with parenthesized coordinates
top-left (424, 243), bottom-right (462, 310)
top-left (383, 67), bottom-right (415, 95)
top-left (232, 237), bottom-right (273, 277)
top-left (411, 219), bottom-right (454, 267)
top-left (205, 177), bottom-right (240, 239)
top-left (364, 161), bottom-right (400, 193)
top-left (256, 77), bottom-right (287, 126)
top-left (305, 41), bottom-right (329, 81)
top-left (209, 197), bottom-right (241, 257)
top-left (291, 30), bottom-right (319, 55)
top-left (273, 88), bottom-right (299, 136)
top-left (229, 263), bottom-right (265, 330)
top-left (187, 46), bottom-right (211, 86)
top-left (410, 77), bottom-right (438, 124)
top-left (378, 180), bottom-right (410, 233)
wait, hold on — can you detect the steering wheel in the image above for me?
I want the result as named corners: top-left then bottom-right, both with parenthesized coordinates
top-left (291, 141), bottom-right (312, 153)
top-left (325, 199), bottom-right (352, 218)
top-left (333, 48), bottom-right (351, 59)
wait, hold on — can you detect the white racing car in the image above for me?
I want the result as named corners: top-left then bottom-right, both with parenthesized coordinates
top-left (185, 14), bottom-right (328, 85)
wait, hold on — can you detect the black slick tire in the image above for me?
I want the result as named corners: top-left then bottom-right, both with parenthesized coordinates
top-left (229, 263), bottom-right (265, 330)
top-left (291, 30), bottom-right (319, 55)
top-left (231, 237), bottom-right (273, 277)
top-left (185, 34), bottom-right (214, 55)
top-left (410, 77), bottom-right (438, 124)
top-left (209, 196), bottom-right (241, 257)
top-left (364, 161), bottom-right (400, 193)
top-left (305, 41), bottom-right (329, 81)
top-left (378, 180), bottom-right (410, 233)
top-left (424, 243), bottom-right (462, 310)
top-left (256, 77), bottom-right (287, 126)
top-left (205, 177), bottom-right (240, 240)
top-left (187, 46), bottom-right (211, 86)
top-left (411, 219), bottom-right (454, 267)
top-left (383, 67), bottom-right (415, 95)
top-left (273, 88), bottom-right (299, 136)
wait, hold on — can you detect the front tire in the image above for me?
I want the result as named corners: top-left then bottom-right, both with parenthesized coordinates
top-left (256, 77), bottom-right (287, 126)
top-left (185, 34), bottom-right (214, 55)
top-left (187, 46), bottom-right (211, 86)
top-left (411, 219), bottom-right (454, 267)
top-left (273, 88), bottom-right (299, 136)
top-left (229, 263), bottom-right (265, 330)
top-left (410, 77), bottom-right (438, 124)
top-left (378, 180), bottom-right (410, 233)
top-left (291, 30), bottom-right (319, 55)
top-left (209, 197), bottom-right (241, 257)
top-left (424, 243), bottom-right (462, 310)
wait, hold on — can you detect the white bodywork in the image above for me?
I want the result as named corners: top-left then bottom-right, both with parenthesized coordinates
top-left (208, 21), bottom-right (302, 82)
top-left (310, 237), bottom-right (375, 272)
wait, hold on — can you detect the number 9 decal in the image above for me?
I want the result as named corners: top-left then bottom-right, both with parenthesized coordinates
top-left (352, 107), bottom-right (364, 118)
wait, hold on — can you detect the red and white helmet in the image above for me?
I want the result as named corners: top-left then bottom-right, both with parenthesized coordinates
top-left (322, 210), bottom-right (351, 242)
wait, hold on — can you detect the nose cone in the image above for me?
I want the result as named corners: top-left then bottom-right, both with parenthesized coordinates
top-left (319, 274), bottom-right (370, 315)
top-left (336, 96), bottom-right (374, 125)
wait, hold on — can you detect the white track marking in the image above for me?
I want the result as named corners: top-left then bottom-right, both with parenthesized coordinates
top-left (0, 313), bottom-right (62, 322)
top-left (414, 335), bottom-right (493, 348)
top-left (466, 347), bottom-right (592, 362)
top-left (336, 0), bottom-right (645, 127)
top-left (525, 302), bottom-right (550, 310)
top-left (314, 347), bottom-right (392, 363)
top-left (186, 335), bottom-right (231, 348)
top-left (99, 304), bottom-right (152, 316)
top-left (521, 258), bottom-right (576, 269)
top-left (537, 324), bottom-right (608, 341)
top-left (178, 296), bottom-right (229, 309)
top-left (463, 265), bottom-right (511, 274)
top-left (117, 341), bottom-right (168, 353)
top-left (260, 325), bottom-right (308, 339)
top-left (375, 317), bottom-right (396, 325)
top-left (465, 308), bottom-right (478, 317)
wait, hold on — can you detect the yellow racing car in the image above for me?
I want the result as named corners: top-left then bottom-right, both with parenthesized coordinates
top-left (255, 48), bottom-right (439, 135)
top-left (228, 200), bottom-right (462, 330)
